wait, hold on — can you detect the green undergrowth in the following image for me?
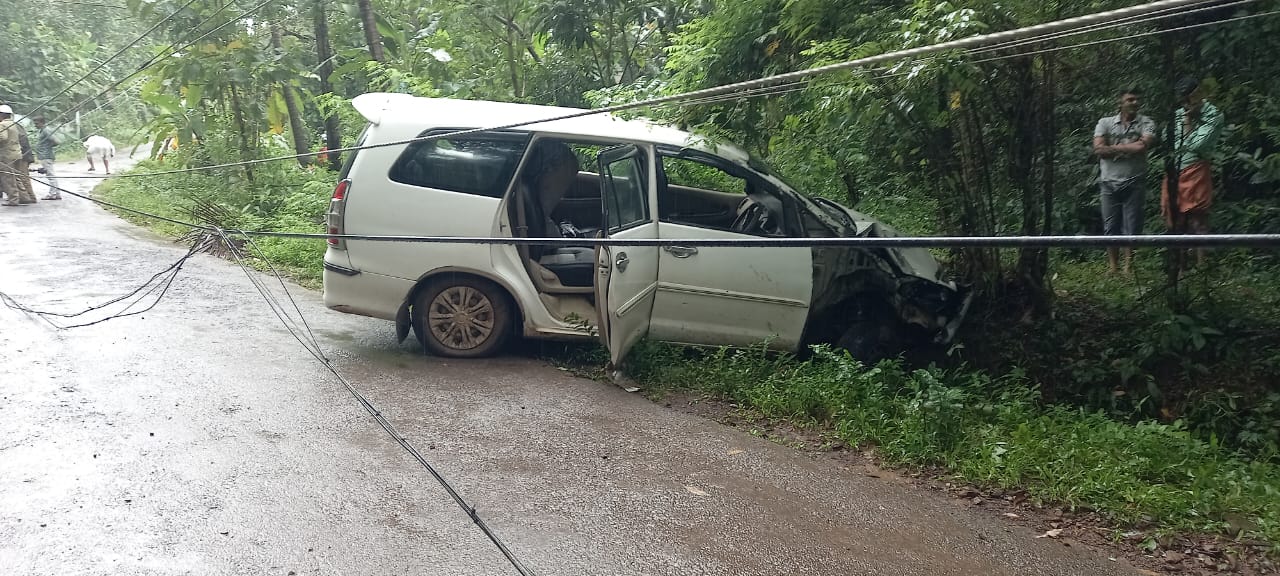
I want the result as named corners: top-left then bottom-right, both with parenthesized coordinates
top-left (963, 248), bottom-right (1280, 458)
top-left (618, 341), bottom-right (1280, 550)
top-left (97, 156), bottom-right (332, 288)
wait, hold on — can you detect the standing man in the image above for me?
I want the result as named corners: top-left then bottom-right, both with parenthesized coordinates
top-left (32, 116), bottom-right (62, 199)
top-left (15, 116), bottom-right (37, 203)
top-left (0, 104), bottom-right (34, 206)
top-left (1093, 86), bottom-right (1157, 274)
top-left (1162, 77), bottom-right (1224, 268)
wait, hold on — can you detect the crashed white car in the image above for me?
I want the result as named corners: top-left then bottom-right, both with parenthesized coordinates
top-left (322, 93), bottom-right (969, 365)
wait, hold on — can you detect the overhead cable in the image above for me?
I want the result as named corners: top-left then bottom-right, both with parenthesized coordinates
top-left (228, 230), bottom-right (1280, 249)
top-left (13, 170), bottom-right (213, 230)
top-left (215, 229), bottom-right (538, 576)
top-left (46, 0), bottom-right (271, 131)
top-left (973, 8), bottom-right (1280, 65)
top-left (672, 0), bottom-right (1269, 107)
top-left (49, 0), bottom-right (1229, 180)
top-left (26, 0), bottom-right (203, 116)
top-left (969, 0), bottom-right (1260, 55)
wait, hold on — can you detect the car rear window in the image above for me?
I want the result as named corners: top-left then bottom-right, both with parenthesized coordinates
top-left (389, 130), bottom-right (529, 198)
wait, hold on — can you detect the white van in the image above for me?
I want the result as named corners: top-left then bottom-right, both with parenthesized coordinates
top-left (323, 93), bottom-right (969, 365)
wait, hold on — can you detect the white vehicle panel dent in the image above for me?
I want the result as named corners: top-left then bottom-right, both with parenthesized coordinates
top-left (856, 217), bottom-right (948, 283)
top-left (615, 283), bottom-right (659, 317)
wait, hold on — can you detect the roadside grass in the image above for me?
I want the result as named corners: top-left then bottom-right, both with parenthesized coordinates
top-left (97, 158), bottom-right (331, 288)
top-left (619, 341), bottom-right (1280, 551)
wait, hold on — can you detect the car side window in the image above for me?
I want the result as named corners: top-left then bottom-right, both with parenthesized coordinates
top-left (389, 131), bottom-right (529, 198)
top-left (601, 152), bottom-right (649, 233)
top-left (657, 154), bottom-right (750, 232)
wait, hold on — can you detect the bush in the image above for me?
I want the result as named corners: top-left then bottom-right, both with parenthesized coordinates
top-left (98, 141), bottom-right (336, 288)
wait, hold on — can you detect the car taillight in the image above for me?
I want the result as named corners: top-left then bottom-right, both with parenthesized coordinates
top-left (327, 179), bottom-right (350, 248)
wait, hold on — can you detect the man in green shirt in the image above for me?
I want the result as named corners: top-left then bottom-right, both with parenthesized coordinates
top-left (1161, 77), bottom-right (1224, 267)
top-left (32, 116), bottom-right (62, 199)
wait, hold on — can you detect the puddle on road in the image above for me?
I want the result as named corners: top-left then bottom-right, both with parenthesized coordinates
top-left (312, 328), bottom-right (355, 343)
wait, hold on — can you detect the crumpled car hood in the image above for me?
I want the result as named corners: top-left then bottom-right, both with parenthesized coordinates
top-left (844, 208), bottom-right (951, 287)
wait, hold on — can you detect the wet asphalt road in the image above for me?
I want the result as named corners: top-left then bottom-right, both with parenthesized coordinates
top-left (0, 156), bottom-right (1138, 576)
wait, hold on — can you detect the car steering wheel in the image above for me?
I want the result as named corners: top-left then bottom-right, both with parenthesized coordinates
top-left (731, 198), bottom-right (778, 236)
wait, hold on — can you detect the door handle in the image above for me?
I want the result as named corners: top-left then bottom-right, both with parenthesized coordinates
top-left (615, 252), bottom-right (629, 273)
top-left (663, 245), bottom-right (698, 258)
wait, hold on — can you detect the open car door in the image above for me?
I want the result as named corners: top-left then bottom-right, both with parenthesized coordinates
top-left (593, 145), bottom-right (659, 367)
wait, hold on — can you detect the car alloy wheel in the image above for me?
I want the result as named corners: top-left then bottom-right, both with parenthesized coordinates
top-left (414, 277), bottom-right (513, 358)
top-left (428, 285), bottom-right (495, 351)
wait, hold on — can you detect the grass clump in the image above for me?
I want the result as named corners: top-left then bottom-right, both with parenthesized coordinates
top-left (626, 341), bottom-right (1280, 549)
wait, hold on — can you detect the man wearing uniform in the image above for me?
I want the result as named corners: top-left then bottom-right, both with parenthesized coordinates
top-left (15, 115), bottom-right (37, 203)
top-left (0, 104), bottom-right (35, 206)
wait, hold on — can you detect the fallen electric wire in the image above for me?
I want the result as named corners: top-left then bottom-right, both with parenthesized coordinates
top-left (0, 231), bottom-right (216, 330)
top-left (215, 228), bottom-right (539, 576)
top-left (2, 170), bottom-right (539, 575)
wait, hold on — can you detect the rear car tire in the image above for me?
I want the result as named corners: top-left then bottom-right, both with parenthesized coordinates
top-left (413, 276), bottom-right (513, 358)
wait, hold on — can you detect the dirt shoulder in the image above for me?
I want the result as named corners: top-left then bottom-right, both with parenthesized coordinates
top-left (653, 389), bottom-right (1278, 575)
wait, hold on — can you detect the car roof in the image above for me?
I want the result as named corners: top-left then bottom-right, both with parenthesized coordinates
top-left (351, 93), bottom-right (751, 163)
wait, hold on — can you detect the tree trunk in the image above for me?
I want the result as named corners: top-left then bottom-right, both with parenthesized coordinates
top-left (1016, 55), bottom-right (1056, 317)
top-left (357, 0), bottom-right (385, 62)
top-left (1039, 55), bottom-right (1056, 265)
top-left (1162, 33), bottom-right (1183, 305)
top-left (951, 90), bottom-right (1000, 293)
top-left (314, 0), bottom-right (342, 169)
top-left (1009, 56), bottom-right (1053, 316)
top-left (840, 168), bottom-right (860, 207)
top-left (505, 26), bottom-right (523, 98)
top-left (271, 26), bottom-right (311, 167)
top-left (229, 85), bottom-right (254, 182)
